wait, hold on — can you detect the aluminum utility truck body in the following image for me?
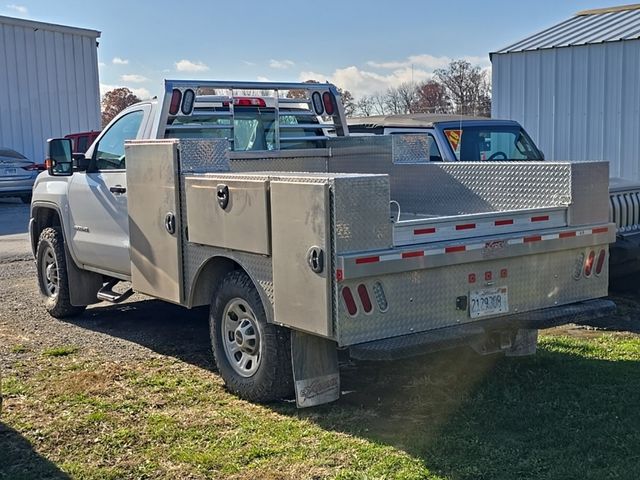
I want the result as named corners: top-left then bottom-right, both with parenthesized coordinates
top-left (31, 81), bottom-right (615, 407)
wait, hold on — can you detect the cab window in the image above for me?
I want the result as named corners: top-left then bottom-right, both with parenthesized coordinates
top-left (444, 126), bottom-right (542, 161)
top-left (94, 110), bottom-right (145, 170)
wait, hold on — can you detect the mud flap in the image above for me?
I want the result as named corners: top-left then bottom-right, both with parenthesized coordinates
top-left (505, 329), bottom-right (538, 357)
top-left (65, 244), bottom-right (103, 306)
top-left (291, 330), bottom-right (340, 408)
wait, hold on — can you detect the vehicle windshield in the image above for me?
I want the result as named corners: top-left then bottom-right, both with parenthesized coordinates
top-left (443, 126), bottom-right (542, 161)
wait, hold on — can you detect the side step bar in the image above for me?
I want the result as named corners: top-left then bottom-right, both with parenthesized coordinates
top-left (97, 279), bottom-right (134, 304)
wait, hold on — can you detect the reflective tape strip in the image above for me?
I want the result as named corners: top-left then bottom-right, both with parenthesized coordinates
top-left (351, 226), bottom-right (610, 265)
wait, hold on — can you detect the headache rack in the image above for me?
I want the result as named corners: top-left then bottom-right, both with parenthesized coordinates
top-left (157, 80), bottom-right (349, 151)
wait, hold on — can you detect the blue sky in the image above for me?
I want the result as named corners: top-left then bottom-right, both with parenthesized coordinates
top-left (0, 0), bottom-right (628, 99)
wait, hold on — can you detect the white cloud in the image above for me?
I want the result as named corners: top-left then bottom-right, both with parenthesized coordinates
top-left (112, 57), bottom-right (129, 65)
top-left (367, 54), bottom-right (490, 71)
top-left (99, 83), bottom-right (151, 100)
top-left (301, 54), bottom-right (492, 99)
top-left (175, 59), bottom-right (209, 72)
top-left (243, 60), bottom-right (256, 66)
top-left (269, 59), bottom-right (295, 69)
top-left (256, 76), bottom-right (270, 82)
top-left (299, 65), bottom-right (432, 98)
top-left (98, 62), bottom-right (106, 68)
top-left (7, 4), bottom-right (27, 14)
top-left (121, 74), bottom-right (148, 83)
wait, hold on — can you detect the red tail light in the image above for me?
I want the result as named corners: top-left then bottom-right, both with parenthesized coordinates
top-left (322, 92), bottom-right (335, 115)
top-left (595, 249), bottom-right (606, 276)
top-left (357, 284), bottom-right (373, 314)
top-left (169, 89), bottom-right (182, 115)
top-left (342, 287), bottom-right (358, 316)
top-left (584, 250), bottom-right (596, 277)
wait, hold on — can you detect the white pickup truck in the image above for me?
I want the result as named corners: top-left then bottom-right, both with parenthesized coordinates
top-left (30, 80), bottom-right (615, 407)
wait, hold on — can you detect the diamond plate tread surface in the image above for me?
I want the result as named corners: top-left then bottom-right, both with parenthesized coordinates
top-left (179, 139), bottom-right (230, 173)
top-left (391, 134), bottom-right (431, 163)
top-left (333, 176), bottom-right (392, 253)
top-left (335, 246), bottom-right (609, 346)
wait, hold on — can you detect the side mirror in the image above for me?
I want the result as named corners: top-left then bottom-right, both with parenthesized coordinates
top-left (46, 138), bottom-right (74, 176)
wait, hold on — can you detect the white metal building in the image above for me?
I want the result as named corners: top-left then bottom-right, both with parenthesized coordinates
top-left (491, 4), bottom-right (640, 180)
top-left (0, 15), bottom-right (100, 163)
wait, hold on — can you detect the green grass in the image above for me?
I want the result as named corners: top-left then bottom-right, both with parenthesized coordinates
top-left (1, 332), bottom-right (640, 479)
top-left (10, 345), bottom-right (28, 354)
top-left (42, 345), bottom-right (79, 357)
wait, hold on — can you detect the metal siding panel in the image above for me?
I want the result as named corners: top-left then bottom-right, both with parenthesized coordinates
top-left (523, 51), bottom-right (541, 146)
top-left (570, 47), bottom-right (588, 161)
top-left (53, 31), bottom-right (71, 135)
top-left (554, 48), bottom-right (573, 160)
top-left (3, 25), bottom-right (21, 154)
top-left (509, 53), bottom-right (525, 122)
top-left (34, 29), bottom-right (53, 163)
top-left (73, 34), bottom-right (89, 130)
top-left (24, 27), bottom-right (43, 163)
top-left (85, 35), bottom-right (101, 130)
top-left (603, 42), bottom-right (624, 177)
top-left (586, 44), bottom-right (606, 166)
top-left (0, 24), bottom-right (10, 148)
top-left (538, 50), bottom-right (556, 160)
top-left (619, 41), bottom-right (640, 180)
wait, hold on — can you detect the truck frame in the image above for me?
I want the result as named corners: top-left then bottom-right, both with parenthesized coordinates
top-left (32, 80), bottom-right (615, 407)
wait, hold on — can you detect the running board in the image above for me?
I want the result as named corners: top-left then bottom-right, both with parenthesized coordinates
top-left (97, 279), bottom-right (134, 303)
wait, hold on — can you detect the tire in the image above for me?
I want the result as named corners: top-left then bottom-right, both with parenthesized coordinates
top-left (36, 227), bottom-right (86, 319)
top-left (20, 194), bottom-right (31, 204)
top-left (210, 270), bottom-right (293, 402)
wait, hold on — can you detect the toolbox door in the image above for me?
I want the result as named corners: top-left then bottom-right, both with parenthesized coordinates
top-left (271, 181), bottom-right (332, 337)
top-left (125, 140), bottom-right (183, 304)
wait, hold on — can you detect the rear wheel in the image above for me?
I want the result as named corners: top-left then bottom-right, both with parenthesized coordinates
top-left (210, 270), bottom-right (293, 402)
top-left (36, 227), bottom-right (86, 318)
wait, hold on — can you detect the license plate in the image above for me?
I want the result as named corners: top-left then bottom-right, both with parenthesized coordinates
top-left (469, 287), bottom-right (508, 318)
top-left (2, 168), bottom-right (17, 176)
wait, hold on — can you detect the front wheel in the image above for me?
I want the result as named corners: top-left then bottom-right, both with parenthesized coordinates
top-left (36, 227), bottom-right (86, 318)
top-left (210, 270), bottom-right (293, 402)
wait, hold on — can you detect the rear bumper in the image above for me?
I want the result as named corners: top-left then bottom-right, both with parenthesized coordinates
top-left (348, 299), bottom-right (615, 361)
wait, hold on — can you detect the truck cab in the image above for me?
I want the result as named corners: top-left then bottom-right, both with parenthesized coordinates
top-left (347, 114), bottom-right (544, 162)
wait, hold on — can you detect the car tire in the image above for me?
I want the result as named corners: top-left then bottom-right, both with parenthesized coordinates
top-left (36, 227), bottom-right (86, 319)
top-left (20, 194), bottom-right (31, 204)
top-left (210, 270), bottom-right (293, 402)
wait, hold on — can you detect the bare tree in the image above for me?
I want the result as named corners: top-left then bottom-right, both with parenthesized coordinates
top-left (101, 88), bottom-right (141, 127)
top-left (371, 92), bottom-right (388, 115)
top-left (286, 79), bottom-right (320, 99)
top-left (338, 88), bottom-right (356, 116)
top-left (413, 80), bottom-right (452, 114)
top-left (355, 95), bottom-right (375, 116)
top-left (434, 60), bottom-right (491, 116)
top-left (396, 82), bottom-right (418, 114)
top-left (385, 86), bottom-right (404, 114)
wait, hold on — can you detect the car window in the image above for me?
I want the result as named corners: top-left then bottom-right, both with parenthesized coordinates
top-left (76, 135), bottom-right (89, 153)
top-left (94, 110), bottom-right (145, 170)
top-left (444, 126), bottom-right (542, 161)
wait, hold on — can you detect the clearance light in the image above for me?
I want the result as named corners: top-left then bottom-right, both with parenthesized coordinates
top-left (342, 287), bottom-right (358, 316)
top-left (322, 91), bottom-right (335, 115)
top-left (357, 284), bottom-right (373, 314)
top-left (181, 89), bottom-right (195, 115)
top-left (595, 249), bottom-right (606, 276)
top-left (584, 250), bottom-right (596, 277)
top-left (169, 89), bottom-right (182, 115)
top-left (312, 91), bottom-right (324, 115)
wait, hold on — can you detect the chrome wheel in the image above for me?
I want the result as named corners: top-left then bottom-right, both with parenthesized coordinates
top-left (40, 245), bottom-right (59, 297)
top-left (222, 298), bottom-right (262, 377)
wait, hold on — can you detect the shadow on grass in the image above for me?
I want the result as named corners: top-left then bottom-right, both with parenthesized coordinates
top-left (0, 422), bottom-right (70, 480)
top-left (283, 342), bottom-right (640, 480)
top-left (61, 298), bottom-right (214, 370)
top-left (63, 299), bottom-right (640, 479)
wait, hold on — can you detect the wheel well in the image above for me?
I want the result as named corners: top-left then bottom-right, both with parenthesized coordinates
top-left (31, 207), bottom-right (62, 254)
top-left (189, 256), bottom-right (242, 307)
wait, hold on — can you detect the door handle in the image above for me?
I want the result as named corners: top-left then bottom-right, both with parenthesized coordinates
top-left (110, 185), bottom-right (126, 194)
